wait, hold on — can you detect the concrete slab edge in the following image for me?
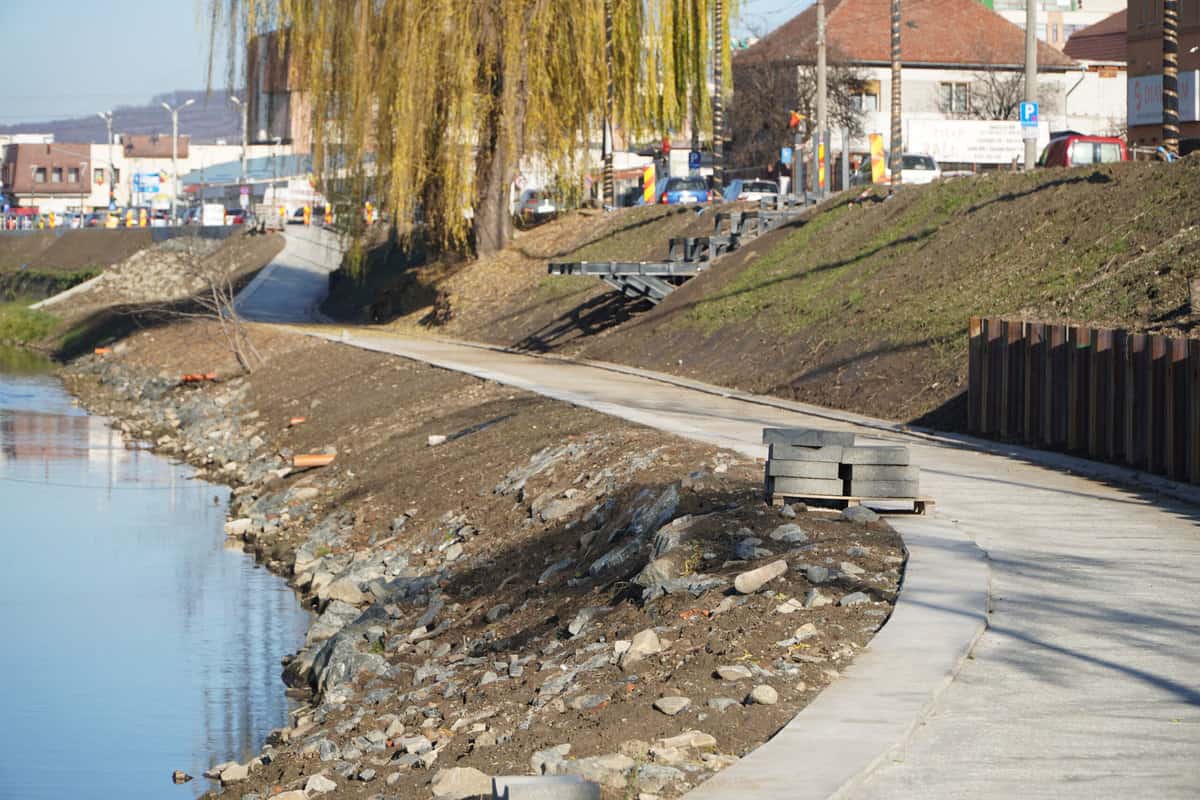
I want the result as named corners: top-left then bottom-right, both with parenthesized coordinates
top-left (302, 331), bottom-right (992, 800)
top-left (30, 273), bottom-right (105, 310)
top-left (682, 516), bottom-right (989, 800)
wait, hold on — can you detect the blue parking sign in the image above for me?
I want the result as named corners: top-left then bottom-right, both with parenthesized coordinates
top-left (688, 150), bottom-right (701, 171)
top-left (781, 146), bottom-right (793, 165)
top-left (1019, 101), bottom-right (1039, 126)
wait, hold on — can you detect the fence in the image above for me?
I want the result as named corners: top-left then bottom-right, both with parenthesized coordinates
top-left (967, 317), bottom-right (1200, 485)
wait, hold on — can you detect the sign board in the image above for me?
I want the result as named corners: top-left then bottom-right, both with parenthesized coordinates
top-left (688, 150), bottom-right (701, 171)
top-left (1019, 101), bottom-right (1039, 140)
top-left (642, 164), bottom-right (656, 204)
top-left (780, 146), bottom-right (793, 166)
top-left (869, 133), bottom-right (888, 184)
top-left (133, 172), bottom-right (161, 194)
top-left (903, 119), bottom-right (1050, 165)
top-left (1129, 71), bottom-right (1200, 125)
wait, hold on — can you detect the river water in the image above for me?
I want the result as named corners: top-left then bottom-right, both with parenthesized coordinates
top-left (0, 349), bottom-right (310, 799)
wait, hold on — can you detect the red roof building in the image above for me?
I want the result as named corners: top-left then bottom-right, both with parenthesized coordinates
top-left (1063, 10), bottom-right (1127, 64)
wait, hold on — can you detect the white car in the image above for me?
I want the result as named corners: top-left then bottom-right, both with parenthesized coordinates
top-left (852, 153), bottom-right (942, 186)
top-left (516, 189), bottom-right (557, 218)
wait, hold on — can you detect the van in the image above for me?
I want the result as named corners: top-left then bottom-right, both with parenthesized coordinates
top-left (1038, 135), bottom-right (1128, 168)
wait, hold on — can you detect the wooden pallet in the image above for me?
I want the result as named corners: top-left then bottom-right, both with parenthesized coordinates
top-left (769, 492), bottom-right (935, 515)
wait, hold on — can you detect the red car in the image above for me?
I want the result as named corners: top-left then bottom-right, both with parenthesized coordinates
top-left (1038, 135), bottom-right (1128, 167)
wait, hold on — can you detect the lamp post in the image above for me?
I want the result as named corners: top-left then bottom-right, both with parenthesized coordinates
top-left (79, 161), bottom-right (88, 223)
top-left (96, 110), bottom-right (114, 208)
top-left (228, 95), bottom-right (249, 186)
top-left (161, 98), bottom-right (194, 223)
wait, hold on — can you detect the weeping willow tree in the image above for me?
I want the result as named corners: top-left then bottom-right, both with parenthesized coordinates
top-left (209, 0), bottom-right (735, 259)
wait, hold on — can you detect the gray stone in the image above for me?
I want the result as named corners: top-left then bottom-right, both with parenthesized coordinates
top-left (431, 766), bottom-right (491, 798)
top-left (399, 734), bottom-right (433, 754)
top-left (531, 744), bottom-right (571, 775)
top-left (537, 558), bottom-right (574, 584)
top-left (747, 684), bottom-right (779, 705)
top-left (762, 428), bottom-right (855, 448)
top-left (358, 768), bottom-right (376, 782)
top-left (322, 577), bottom-right (366, 606)
top-left (768, 524), bottom-right (809, 544)
top-left (805, 565), bottom-right (831, 584)
top-left (628, 484), bottom-right (680, 537)
top-left (567, 606), bottom-right (613, 637)
top-left (734, 537), bottom-right (770, 560)
top-left (715, 665), bottom-right (753, 681)
top-left (588, 539), bottom-right (642, 576)
top-left (568, 693), bottom-right (610, 711)
top-left (633, 763), bottom-right (686, 793)
top-left (557, 753), bottom-right (635, 789)
top-left (768, 443), bottom-right (845, 462)
top-left (485, 603), bottom-right (512, 623)
top-left (778, 503), bottom-right (798, 518)
top-left (804, 588), bottom-right (834, 608)
top-left (769, 476), bottom-right (844, 496)
top-left (443, 542), bottom-right (464, 562)
top-left (708, 697), bottom-right (741, 712)
top-left (848, 479), bottom-right (920, 498)
top-left (491, 775), bottom-right (600, 800)
top-left (839, 591), bottom-right (871, 607)
top-left (734, 559), bottom-right (788, 594)
top-left (767, 460), bottom-right (840, 478)
top-left (619, 628), bottom-right (664, 670)
top-left (318, 739), bottom-right (341, 761)
top-left (840, 561), bottom-right (866, 576)
top-left (840, 505), bottom-right (881, 524)
top-left (653, 696), bottom-right (691, 716)
top-left (305, 774), bottom-right (338, 794)
top-left (218, 763), bottom-right (249, 785)
top-left (840, 446), bottom-right (910, 465)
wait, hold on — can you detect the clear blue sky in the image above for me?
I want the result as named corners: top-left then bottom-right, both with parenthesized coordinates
top-left (0, 1), bottom-right (226, 124)
top-left (0, 0), bottom-right (803, 125)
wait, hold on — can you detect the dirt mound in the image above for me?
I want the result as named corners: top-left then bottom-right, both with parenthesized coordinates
top-left (0, 229), bottom-right (154, 275)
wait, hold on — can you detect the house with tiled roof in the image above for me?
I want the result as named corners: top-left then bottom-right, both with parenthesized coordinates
top-left (731, 0), bottom-right (1124, 171)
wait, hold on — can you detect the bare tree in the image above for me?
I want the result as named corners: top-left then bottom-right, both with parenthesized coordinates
top-left (730, 59), bottom-right (866, 171)
top-left (936, 69), bottom-right (1058, 121)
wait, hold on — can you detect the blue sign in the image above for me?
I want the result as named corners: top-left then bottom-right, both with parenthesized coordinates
top-left (781, 146), bottom-right (793, 165)
top-left (133, 172), bottom-right (162, 194)
top-left (688, 150), bottom-right (701, 171)
top-left (1019, 101), bottom-right (1039, 127)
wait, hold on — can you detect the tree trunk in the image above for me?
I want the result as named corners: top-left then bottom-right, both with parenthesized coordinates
top-left (473, 115), bottom-right (516, 257)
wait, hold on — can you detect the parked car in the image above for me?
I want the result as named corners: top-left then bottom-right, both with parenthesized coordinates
top-left (516, 189), bottom-right (557, 218)
top-left (851, 153), bottom-right (941, 186)
top-left (722, 178), bottom-right (780, 203)
top-left (1037, 134), bottom-right (1127, 167)
top-left (655, 176), bottom-right (709, 205)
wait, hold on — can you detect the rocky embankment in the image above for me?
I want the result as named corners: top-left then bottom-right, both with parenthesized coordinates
top-left (62, 323), bottom-right (905, 800)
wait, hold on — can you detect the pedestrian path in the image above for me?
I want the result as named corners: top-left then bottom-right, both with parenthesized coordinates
top-left (302, 330), bottom-right (1200, 799)
top-left (236, 226), bottom-right (342, 322)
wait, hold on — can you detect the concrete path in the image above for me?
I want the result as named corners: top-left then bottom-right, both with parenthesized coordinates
top-left (236, 226), bottom-right (343, 322)
top-left (293, 330), bottom-right (1200, 798)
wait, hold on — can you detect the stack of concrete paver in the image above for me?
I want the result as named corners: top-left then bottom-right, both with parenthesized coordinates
top-left (763, 427), bottom-right (918, 500)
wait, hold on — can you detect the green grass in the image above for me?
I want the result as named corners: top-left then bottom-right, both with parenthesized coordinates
top-left (0, 301), bottom-right (58, 344)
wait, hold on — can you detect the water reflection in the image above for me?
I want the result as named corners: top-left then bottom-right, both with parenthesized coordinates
top-left (0, 367), bottom-right (310, 799)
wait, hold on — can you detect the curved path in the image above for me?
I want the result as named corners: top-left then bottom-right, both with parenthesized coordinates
top-left (245, 230), bottom-right (1200, 797)
top-left (235, 225), bottom-right (343, 323)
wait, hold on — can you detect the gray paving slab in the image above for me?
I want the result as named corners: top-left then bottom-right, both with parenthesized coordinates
top-left (298, 330), bottom-right (1200, 799)
top-left (236, 226), bottom-right (343, 322)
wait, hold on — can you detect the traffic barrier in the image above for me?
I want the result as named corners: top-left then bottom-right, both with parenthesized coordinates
top-left (968, 317), bottom-right (1200, 484)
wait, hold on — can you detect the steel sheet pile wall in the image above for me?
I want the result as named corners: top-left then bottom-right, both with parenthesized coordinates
top-left (968, 316), bottom-right (1200, 484)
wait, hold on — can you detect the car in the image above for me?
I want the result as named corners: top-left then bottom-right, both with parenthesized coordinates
top-left (852, 152), bottom-right (941, 186)
top-left (722, 178), bottom-right (780, 203)
top-left (656, 176), bottom-right (709, 205)
top-left (1037, 135), bottom-right (1127, 167)
top-left (516, 189), bottom-right (557, 218)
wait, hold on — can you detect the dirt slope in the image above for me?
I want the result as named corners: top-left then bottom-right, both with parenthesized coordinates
top-left (327, 158), bottom-right (1200, 430)
top-left (0, 229), bottom-right (154, 274)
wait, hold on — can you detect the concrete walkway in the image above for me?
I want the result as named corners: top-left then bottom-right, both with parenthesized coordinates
top-left (298, 330), bottom-right (1200, 798)
top-left (236, 226), bottom-right (343, 322)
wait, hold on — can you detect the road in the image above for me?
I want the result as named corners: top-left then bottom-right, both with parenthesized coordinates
top-left (249, 229), bottom-right (1200, 797)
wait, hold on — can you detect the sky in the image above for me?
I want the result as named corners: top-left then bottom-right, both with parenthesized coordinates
top-left (0, 0), bottom-right (805, 125)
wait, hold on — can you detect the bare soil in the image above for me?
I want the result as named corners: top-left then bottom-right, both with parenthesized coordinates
top-left (63, 319), bottom-right (903, 799)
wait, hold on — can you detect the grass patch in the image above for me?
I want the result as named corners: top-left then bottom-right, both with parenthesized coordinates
top-left (0, 301), bottom-right (58, 344)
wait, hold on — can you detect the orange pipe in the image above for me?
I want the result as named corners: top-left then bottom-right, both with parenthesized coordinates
top-left (288, 416), bottom-right (307, 427)
top-left (94, 347), bottom-right (112, 355)
top-left (293, 453), bottom-right (335, 468)
top-left (180, 372), bottom-right (218, 383)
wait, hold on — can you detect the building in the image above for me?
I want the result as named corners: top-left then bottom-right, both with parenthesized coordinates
top-left (245, 30), bottom-right (312, 150)
top-left (1062, 10), bottom-right (1129, 136)
top-left (732, 0), bottom-right (1096, 171)
top-left (1, 139), bottom-right (284, 213)
top-left (1127, 0), bottom-right (1200, 146)
top-left (985, 0), bottom-right (1127, 52)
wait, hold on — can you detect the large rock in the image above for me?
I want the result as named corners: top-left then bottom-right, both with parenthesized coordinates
top-left (619, 628), bottom-right (664, 670)
top-left (558, 754), bottom-right (636, 789)
top-left (218, 763), bottom-right (249, 786)
top-left (734, 560), bottom-right (788, 594)
top-left (628, 484), bottom-right (680, 537)
top-left (841, 506), bottom-right (881, 524)
top-left (653, 696), bottom-right (691, 716)
top-left (431, 766), bottom-right (492, 799)
top-left (768, 524), bottom-right (809, 544)
top-left (747, 684), bottom-right (779, 705)
top-left (304, 774), bottom-right (338, 795)
top-left (310, 630), bottom-right (388, 693)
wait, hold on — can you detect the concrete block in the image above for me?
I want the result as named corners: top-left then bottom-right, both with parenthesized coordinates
top-left (848, 479), bottom-right (920, 498)
top-left (768, 444), bottom-right (843, 462)
top-left (840, 465), bottom-right (920, 482)
top-left (769, 476), bottom-right (845, 496)
top-left (762, 428), bottom-right (855, 448)
top-left (768, 460), bottom-right (840, 479)
top-left (493, 775), bottom-right (600, 800)
top-left (840, 446), bottom-right (911, 465)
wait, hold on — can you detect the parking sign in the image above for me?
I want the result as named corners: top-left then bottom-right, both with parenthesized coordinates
top-left (688, 150), bottom-right (701, 171)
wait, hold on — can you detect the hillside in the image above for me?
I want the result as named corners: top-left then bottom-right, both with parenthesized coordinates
top-left (0, 90), bottom-right (242, 144)
top-left (326, 158), bottom-right (1200, 431)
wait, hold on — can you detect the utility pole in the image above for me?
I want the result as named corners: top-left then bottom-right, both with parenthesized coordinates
top-left (603, 0), bottom-right (615, 209)
top-left (1024, 0), bottom-right (1038, 170)
top-left (162, 98), bottom-right (194, 223)
top-left (1163, 0), bottom-right (1180, 154)
top-left (816, 0), bottom-right (827, 197)
top-left (712, 0), bottom-right (726, 197)
top-left (96, 110), bottom-right (115, 208)
top-left (229, 95), bottom-right (249, 185)
top-left (889, 0), bottom-right (902, 186)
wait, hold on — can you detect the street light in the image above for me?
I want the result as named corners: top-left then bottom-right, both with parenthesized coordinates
top-left (161, 98), bottom-right (195, 223)
top-left (79, 161), bottom-right (88, 223)
top-left (96, 110), bottom-right (114, 208)
top-left (228, 95), bottom-right (249, 188)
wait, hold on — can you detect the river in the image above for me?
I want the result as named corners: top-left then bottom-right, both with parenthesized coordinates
top-left (0, 347), bottom-right (310, 799)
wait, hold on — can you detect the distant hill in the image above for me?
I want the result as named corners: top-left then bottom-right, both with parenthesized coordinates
top-left (0, 90), bottom-right (243, 145)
